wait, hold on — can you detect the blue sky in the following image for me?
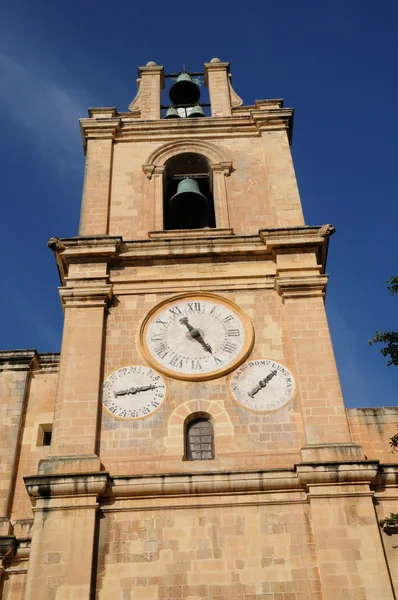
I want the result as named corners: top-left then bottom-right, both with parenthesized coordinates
top-left (0, 0), bottom-right (397, 408)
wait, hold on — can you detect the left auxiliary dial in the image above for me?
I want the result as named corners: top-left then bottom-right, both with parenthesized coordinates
top-left (102, 365), bottom-right (167, 420)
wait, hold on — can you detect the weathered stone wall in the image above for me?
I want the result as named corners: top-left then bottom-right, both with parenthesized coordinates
top-left (95, 500), bottom-right (320, 600)
top-left (347, 407), bottom-right (398, 463)
top-left (99, 286), bottom-right (303, 475)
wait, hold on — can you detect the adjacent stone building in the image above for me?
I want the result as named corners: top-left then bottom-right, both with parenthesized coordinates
top-left (1, 58), bottom-right (398, 600)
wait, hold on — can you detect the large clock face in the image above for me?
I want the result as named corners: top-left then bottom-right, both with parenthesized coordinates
top-left (102, 365), bottom-right (167, 420)
top-left (229, 359), bottom-right (295, 412)
top-left (139, 293), bottom-right (254, 381)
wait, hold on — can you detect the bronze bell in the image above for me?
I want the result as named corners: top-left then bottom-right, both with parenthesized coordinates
top-left (169, 73), bottom-right (200, 106)
top-left (167, 178), bottom-right (209, 229)
top-left (188, 105), bottom-right (206, 118)
top-left (164, 107), bottom-right (181, 119)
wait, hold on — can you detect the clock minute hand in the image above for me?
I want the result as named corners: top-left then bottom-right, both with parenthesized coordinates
top-left (179, 317), bottom-right (212, 354)
top-left (136, 385), bottom-right (157, 393)
top-left (248, 369), bottom-right (278, 398)
top-left (114, 385), bottom-right (156, 397)
top-left (114, 387), bottom-right (138, 397)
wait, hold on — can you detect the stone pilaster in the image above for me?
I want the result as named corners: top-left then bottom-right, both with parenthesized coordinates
top-left (24, 473), bottom-right (108, 600)
top-left (204, 59), bottom-right (232, 117)
top-left (275, 274), bottom-right (359, 456)
top-left (128, 62), bottom-right (164, 120)
top-left (253, 103), bottom-right (304, 227)
top-left (39, 270), bottom-right (112, 473)
top-left (0, 351), bottom-right (37, 533)
top-left (298, 462), bottom-right (395, 599)
top-left (79, 110), bottom-right (120, 236)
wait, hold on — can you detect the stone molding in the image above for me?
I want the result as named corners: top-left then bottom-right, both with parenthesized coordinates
top-left (373, 464), bottom-right (398, 486)
top-left (0, 536), bottom-right (17, 559)
top-left (78, 103), bottom-right (296, 149)
top-left (275, 275), bottom-right (329, 300)
top-left (259, 224), bottom-right (334, 268)
top-left (148, 228), bottom-right (234, 240)
top-left (300, 443), bottom-right (365, 463)
top-left (24, 472), bottom-right (108, 499)
top-left (59, 284), bottom-right (113, 309)
top-left (48, 236), bottom-right (122, 284)
top-left (251, 107), bottom-right (294, 143)
top-left (19, 463), bottom-right (398, 502)
top-left (79, 117), bottom-right (121, 152)
top-left (143, 138), bottom-right (232, 175)
top-left (109, 469), bottom-right (302, 498)
top-left (0, 350), bottom-right (37, 371)
top-left (296, 461), bottom-right (379, 487)
top-left (47, 227), bottom-right (333, 280)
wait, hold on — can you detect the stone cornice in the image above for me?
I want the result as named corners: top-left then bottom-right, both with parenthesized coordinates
top-left (21, 463), bottom-right (398, 502)
top-left (0, 350), bottom-right (37, 371)
top-left (79, 101), bottom-right (296, 149)
top-left (260, 224), bottom-right (334, 269)
top-left (297, 461), bottom-right (379, 487)
top-left (109, 469), bottom-right (301, 498)
top-left (59, 284), bottom-right (113, 309)
top-left (48, 227), bottom-right (333, 286)
top-left (250, 107), bottom-right (294, 143)
top-left (275, 275), bottom-right (329, 300)
top-left (79, 116), bottom-right (121, 152)
top-left (0, 351), bottom-right (60, 373)
top-left (24, 472), bottom-right (108, 499)
top-left (0, 536), bottom-right (17, 559)
top-left (48, 236), bottom-right (122, 284)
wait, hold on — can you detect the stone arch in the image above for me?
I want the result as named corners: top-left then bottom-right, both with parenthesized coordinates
top-left (142, 139), bottom-right (232, 177)
top-left (142, 140), bottom-right (233, 230)
top-left (164, 399), bottom-right (234, 456)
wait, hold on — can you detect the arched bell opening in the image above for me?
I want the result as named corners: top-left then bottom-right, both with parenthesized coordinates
top-left (163, 153), bottom-right (216, 230)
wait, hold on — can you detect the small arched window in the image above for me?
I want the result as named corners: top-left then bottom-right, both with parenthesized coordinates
top-left (163, 153), bottom-right (216, 230)
top-left (186, 417), bottom-right (214, 461)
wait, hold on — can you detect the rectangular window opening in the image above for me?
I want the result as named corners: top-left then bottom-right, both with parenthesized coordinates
top-left (38, 424), bottom-right (53, 447)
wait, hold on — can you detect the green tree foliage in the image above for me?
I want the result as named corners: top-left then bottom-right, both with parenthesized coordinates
top-left (368, 276), bottom-right (398, 451)
top-left (368, 276), bottom-right (398, 367)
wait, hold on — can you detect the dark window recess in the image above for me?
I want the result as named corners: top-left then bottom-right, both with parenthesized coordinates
top-left (163, 153), bottom-right (216, 230)
top-left (186, 418), bottom-right (214, 460)
top-left (43, 430), bottom-right (52, 446)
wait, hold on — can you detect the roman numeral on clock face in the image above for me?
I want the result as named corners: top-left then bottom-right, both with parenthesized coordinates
top-left (169, 355), bottom-right (184, 368)
top-left (187, 302), bottom-right (201, 312)
top-left (221, 341), bottom-right (237, 354)
top-left (227, 329), bottom-right (240, 337)
top-left (155, 343), bottom-right (169, 359)
top-left (169, 306), bottom-right (183, 316)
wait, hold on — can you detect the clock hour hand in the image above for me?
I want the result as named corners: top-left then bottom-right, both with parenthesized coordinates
top-left (179, 317), bottom-right (212, 353)
top-left (248, 369), bottom-right (277, 398)
top-left (114, 385), bottom-right (156, 397)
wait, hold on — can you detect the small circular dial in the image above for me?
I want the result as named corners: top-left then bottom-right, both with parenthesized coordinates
top-left (229, 359), bottom-right (295, 412)
top-left (140, 293), bottom-right (254, 381)
top-left (102, 365), bottom-right (167, 420)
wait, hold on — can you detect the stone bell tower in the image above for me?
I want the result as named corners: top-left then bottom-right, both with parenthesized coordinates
top-left (2, 57), bottom-right (398, 600)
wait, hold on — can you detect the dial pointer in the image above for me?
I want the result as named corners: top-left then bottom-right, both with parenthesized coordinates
top-left (115, 384), bottom-right (156, 397)
top-left (179, 317), bottom-right (212, 353)
top-left (248, 370), bottom-right (277, 398)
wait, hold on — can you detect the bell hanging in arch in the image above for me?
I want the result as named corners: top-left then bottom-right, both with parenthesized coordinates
top-left (188, 105), bottom-right (206, 118)
top-left (169, 73), bottom-right (200, 106)
top-left (164, 107), bottom-right (181, 119)
top-left (167, 178), bottom-right (209, 229)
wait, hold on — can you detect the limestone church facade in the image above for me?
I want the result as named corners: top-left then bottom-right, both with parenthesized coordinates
top-left (1, 58), bottom-right (398, 600)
